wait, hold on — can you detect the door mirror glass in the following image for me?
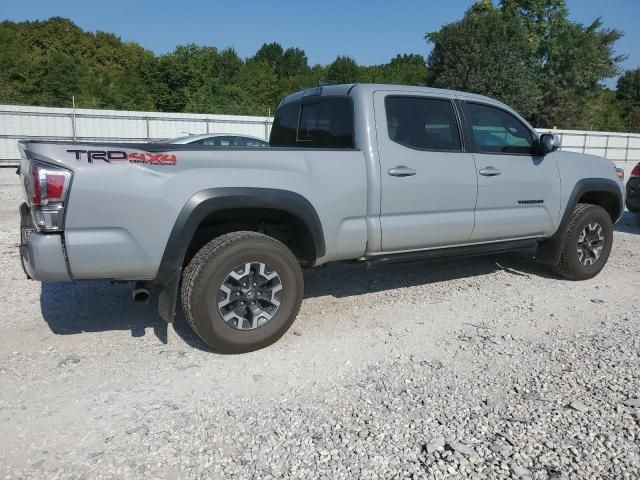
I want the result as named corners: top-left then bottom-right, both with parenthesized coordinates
top-left (539, 133), bottom-right (560, 155)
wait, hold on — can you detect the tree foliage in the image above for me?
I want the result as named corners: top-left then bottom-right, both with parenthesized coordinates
top-left (0, 13), bottom-right (635, 132)
top-left (426, 0), bottom-right (628, 129)
top-left (0, 18), bottom-right (427, 116)
top-left (426, 7), bottom-right (540, 117)
top-left (616, 69), bottom-right (640, 132)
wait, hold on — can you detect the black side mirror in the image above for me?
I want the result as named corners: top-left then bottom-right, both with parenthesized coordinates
top-left (539, 133), bottom-right (560, 155)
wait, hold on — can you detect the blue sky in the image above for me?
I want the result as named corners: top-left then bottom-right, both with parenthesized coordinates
top-left (2, 0), bottom-right (638, 86)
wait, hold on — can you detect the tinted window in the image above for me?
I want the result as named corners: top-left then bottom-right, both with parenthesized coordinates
top-left (193, 136), bottom-right (239, 147)
top-left (466, 103), bottom-right (534, 155)
top-left (269, 102), bottom-right (299, 146)
top-left (385, 96), bottom-right (461, 151)
top-left (241, 137), bottom-right (269, 148)
top-left (270, 97), bottom-right (354, 148)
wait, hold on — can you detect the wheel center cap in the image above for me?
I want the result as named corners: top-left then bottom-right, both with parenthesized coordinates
top-left (246, 291), bottom-right (256, 300)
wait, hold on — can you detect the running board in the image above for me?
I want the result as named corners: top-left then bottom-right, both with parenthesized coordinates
top-left (365, 239), bottom-right (538, 268)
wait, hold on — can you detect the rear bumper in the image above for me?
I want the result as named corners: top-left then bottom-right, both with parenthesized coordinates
top-left (20, 204), bottom-right (71, 282)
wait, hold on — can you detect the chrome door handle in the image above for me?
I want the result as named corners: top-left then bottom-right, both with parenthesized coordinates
top-left (479, 167), bottom-right (502, 176)
top-left (388, 166), bottom-right (417, 177)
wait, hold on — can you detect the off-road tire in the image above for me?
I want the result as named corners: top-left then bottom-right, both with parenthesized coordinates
top-left (181, 231), bottom-right (304, 353)
top-left (553, 203), bottom-right (613, 280)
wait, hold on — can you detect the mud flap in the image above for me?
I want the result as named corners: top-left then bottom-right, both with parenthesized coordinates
top-left (157, 268), bottom-right (181, 323)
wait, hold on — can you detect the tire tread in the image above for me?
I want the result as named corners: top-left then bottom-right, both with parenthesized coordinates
top-left (553, 203), bottom-right (609, 280)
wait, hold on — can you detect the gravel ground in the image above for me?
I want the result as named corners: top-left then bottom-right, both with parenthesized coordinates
top-left (1, 168), bottom-right (639, 479)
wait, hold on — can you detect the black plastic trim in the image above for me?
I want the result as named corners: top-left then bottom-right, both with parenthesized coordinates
top-left (153, 187), bottom-right (326, 322)
top-left (366, 239), bottom-right (538, 268)
top-left (535, 178), bottom-right (623, 265)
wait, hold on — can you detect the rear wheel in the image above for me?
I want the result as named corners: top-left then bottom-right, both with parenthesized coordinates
top-left (553, 203), bottom-right (613, 280)
top-left (181, 231), bottom-right (304, 353)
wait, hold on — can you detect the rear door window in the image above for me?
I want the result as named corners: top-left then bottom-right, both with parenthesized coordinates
top-left (270, 97), bottom-right (354, 148)
top-left (385, 96), bottom-right (461, 152)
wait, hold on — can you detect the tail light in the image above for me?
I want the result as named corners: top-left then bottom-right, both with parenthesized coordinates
top-left (630, 163), bottom-right (640, 178)
top-left (25, 161), bottom-right (72, 231)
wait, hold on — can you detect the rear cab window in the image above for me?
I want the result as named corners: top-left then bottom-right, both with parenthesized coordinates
top-left (385, 96), bottom-right (462, 151)
top-left (269, 96), bottom-right (354, 148)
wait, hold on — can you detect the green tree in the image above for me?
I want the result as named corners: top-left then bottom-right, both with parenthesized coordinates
top-left (41, 51), bottom-right (82, 107)
top-left (253, 42), bottom-right (284, 74)
top-left (617, 69), bottom-right (640, 132)
top-left (279, 48), bottom-right (309, 77)
top-left (426, 8), bottom-right (540, 118)
top-left (580, 89), bottom-right (625, 132)
top-left (426, 0), bottom-right (624, 128)
top-left (384, 54), bottom-right (428, 85)
top-left (326, 56), bottom-right (360, 84)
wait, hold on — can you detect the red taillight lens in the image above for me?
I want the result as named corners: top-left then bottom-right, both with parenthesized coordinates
top-left (46, 174), bottom-right (67, 201)
top-left (30, 164), bottom-right (41, 205)
top-left (631, 163), bottom-right (640, 177)
top-left (28, 162), bottom-right (71, 206)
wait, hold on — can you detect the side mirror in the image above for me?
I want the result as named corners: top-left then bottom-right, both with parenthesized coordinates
top-left (539, 133), bottom-right (561, 155)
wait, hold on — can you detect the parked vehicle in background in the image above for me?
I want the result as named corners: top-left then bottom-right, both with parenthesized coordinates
top-left (168, 133), bottom-right (269, 147)
top-left (626, 162), bottom-right (640, 223)
top-left (17, 84), bottom-right (625, 353)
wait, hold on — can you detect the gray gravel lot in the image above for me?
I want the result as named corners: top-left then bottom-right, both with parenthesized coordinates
top-left (1, 167), bottom-right (639, 479)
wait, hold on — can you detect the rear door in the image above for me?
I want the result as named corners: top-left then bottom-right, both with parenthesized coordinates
top-left (374, 92), bottom-right (478, 251)
top-left (462, 101), bottom-right (561, 241)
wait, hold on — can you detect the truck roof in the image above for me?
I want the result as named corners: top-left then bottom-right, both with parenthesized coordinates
top-left (280, 83), bottom-right (512, 111)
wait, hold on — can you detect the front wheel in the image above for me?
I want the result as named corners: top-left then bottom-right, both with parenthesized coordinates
top-left (181, 231), bottom-right (304, 353)
top-left (553, 203), bottom-right (613, 280)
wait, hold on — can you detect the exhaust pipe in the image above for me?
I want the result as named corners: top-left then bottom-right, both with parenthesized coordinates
top-left (132, 283), bottom-right (151, 304)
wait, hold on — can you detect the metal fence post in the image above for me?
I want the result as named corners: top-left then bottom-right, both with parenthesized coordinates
top-left (625, 135), bottom-right (630, 162)
top-left (582, 133), bottom-right (587, 153)
top-left (71, 96), bottom-right (77, 141)
top-left (206, 119), bottom-right (210, 134)
top-left (145, 116), bottom-right (150, 141)
top-left (70, 113), bottom-right (77, 141)
top-left (604, 134), bottom-right (609, 159)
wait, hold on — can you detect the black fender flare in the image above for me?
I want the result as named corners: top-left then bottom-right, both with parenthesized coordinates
top-left (154, 187), bottom-right (325, 322)
top-left (536, 178), bottom-right (623, 265)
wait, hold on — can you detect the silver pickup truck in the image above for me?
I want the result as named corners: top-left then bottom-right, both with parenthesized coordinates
top-left (18, 84), bottom-right (625, 353)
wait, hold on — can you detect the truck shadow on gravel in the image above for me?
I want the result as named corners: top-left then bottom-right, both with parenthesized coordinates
top-left (615, 211), bottom-right (640, 235)
top-left (39, 252), bottom-right (555, 352)
top-left (302, 252), bottom-right (555, 300)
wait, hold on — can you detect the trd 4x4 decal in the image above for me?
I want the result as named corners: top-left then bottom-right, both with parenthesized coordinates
top-left (67, 150), bottom-right (177, 165)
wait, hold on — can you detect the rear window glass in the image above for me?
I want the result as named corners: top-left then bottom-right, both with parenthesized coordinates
top-left (385, 96), bottom-right (461, 151)
top-left (270, 97), bottom-right (354, 148)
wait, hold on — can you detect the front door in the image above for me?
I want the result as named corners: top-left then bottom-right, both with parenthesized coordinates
top-left (462, 101), bottom-right (561, 241)
top-left (374, 92), bottom-right (478, 252)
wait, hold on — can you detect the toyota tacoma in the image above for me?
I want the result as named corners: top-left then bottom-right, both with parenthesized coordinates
top-left (18, 84), bottom-right (625, 353)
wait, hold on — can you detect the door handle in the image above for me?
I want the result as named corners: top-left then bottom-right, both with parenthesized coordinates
top-left (479, 167), bottom-right (502, 177)
top-left (388, 166), bottom-right (417, 177)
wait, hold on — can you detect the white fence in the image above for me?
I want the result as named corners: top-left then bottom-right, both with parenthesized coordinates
top-left (539, 129), bottom-right (640, 174)
top-left (0, 104), bottom-right (273, 166)
top-left (1, 104), bottom-right (639, 172)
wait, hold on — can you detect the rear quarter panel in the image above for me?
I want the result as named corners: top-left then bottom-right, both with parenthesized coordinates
top-left (24, 143), bottom-right (368, 280)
